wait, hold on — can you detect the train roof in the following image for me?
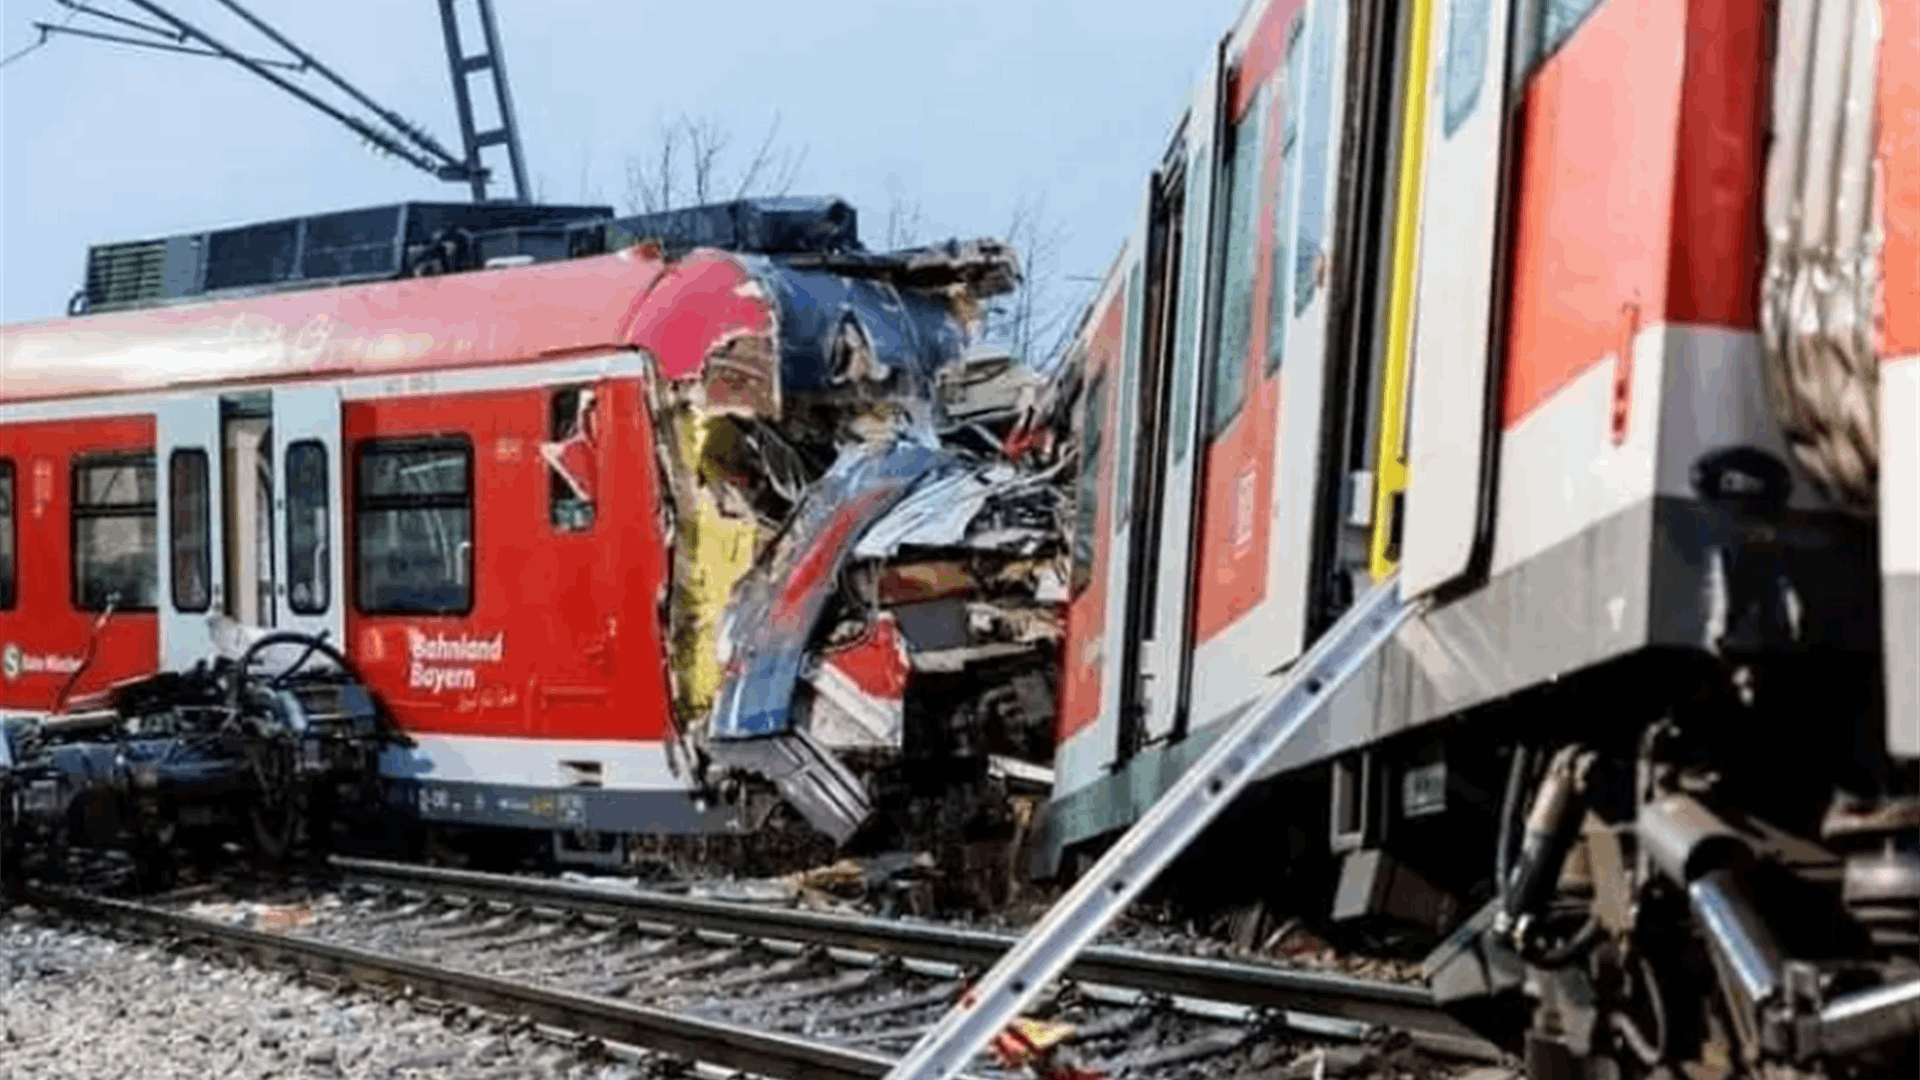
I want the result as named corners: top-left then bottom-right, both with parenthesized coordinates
top-left (0, 244), bottom-right (685, 405)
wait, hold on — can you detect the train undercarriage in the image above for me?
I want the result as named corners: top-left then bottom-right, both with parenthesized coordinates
top-left (0, 625), bottom-right (406, 894)
top-left (1420, 651), bottom-right (1920, 1080)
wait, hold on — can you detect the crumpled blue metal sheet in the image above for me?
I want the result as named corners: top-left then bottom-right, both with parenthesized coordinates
top-left (707, 439), bottom-right (959, 741)
top-left (748, 256), bottom-right (966, 405)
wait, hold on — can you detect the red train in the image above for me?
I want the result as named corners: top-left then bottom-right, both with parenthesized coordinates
top-left (4, 0), bottom-right (1918, 1070)
top-left (0, 199), bottom-right (1054, 872)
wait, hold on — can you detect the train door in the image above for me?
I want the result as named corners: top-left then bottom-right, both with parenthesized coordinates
top-left (1390, 0), bottom-right (1517, 594)
top-left (1119, 47), bottom-right (1228, 755)
top-left (222, 399), bottom-right (276, 630)
top-left (156, 397), bottom-right (226, 670)
top-left (1116, 163), bottom-right (1186, 760)
top-left (1087, 195), bottom-right (1151, 777)
top-left (159, 387), bottom-right (345, 666)
top-left (272, 386), bottom-right (345, 646)
top-left (1303, 0), bottom-right (1428, 637)
top-left (1273, 0), bottom-right (1357, 621)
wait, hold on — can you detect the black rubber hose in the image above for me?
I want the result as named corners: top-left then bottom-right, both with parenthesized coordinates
top-left (1497, 745), bottom-right (1534, 911)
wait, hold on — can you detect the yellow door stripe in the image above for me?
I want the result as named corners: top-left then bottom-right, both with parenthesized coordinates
top-left (1368, 0), bottom-right (1434, 581)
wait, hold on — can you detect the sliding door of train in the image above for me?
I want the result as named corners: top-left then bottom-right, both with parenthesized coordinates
top-left (155, 387), bottom-right (346, 668)
top-left (1374, 0), bottom-right (1518, 593)
top-left (156, 396), bottom-right (227, 670)
top-left (1182, 0), bottom-right (1356, 727)
top-left (1117, 50), bottom-right (1226, 755)
top-left (271, 386), bottom-right (345, 645)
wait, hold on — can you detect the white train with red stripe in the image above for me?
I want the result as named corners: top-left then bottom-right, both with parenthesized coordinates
top-left (1033, 0), bottom-right (1917, 1072)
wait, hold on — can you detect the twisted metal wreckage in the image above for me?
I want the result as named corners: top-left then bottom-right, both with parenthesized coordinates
top-left (652, 233), bottom-right (1078, 855)
top-left (0, 204), bottom-right (1082, 885)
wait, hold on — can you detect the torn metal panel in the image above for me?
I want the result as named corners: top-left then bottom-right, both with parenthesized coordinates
top-left (702, 331), bottom-right (781, 418)
top-left (780, 238), bottom-right (1021, 301)
top-left (663, 409), bottom-right (762, 720)
top-left (703, 727), bottom-right (873, 846)
top-left (852, 460), bottom-right (1068, 559)
top-left (803, 613), bottom-right (910, 751)
top-left (853, 464), bottom-right (1020, 557)
top-left (939, 348), bottom-right (1047, 425)
top-left (877, 561), bottom-right (976, 605)
top-left (747, 259), bottom-right (965, 410)
top-left (706, 441), bottom-right (955, 741)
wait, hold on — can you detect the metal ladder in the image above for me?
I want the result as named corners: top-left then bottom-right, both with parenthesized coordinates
top-left (884, 574), bottom-right (1421, 1080)
top-left (436, 0), bottom-right (531, 204)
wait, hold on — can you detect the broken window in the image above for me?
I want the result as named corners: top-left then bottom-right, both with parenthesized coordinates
top-left (0, 460), bottom-right (14, 611)
top-left (168, 449), bottom-right (212, 613)
top-left (285, 440), bottom-right (329, 614)
top-left (72, 452), bottom-right (158, 612)
top-left (545, 385), bottom-right (598, 533)
top-left (355, 438), bottom-right (473, 614)
top-left (1210, 79), bottom-right (1271, 438)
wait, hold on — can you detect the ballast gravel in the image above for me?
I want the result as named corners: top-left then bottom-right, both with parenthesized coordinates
top-left (0, 907), bottom-right (643, 1080)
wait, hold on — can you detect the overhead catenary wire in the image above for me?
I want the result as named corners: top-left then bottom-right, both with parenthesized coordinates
top-left (108, 0), bottom-right (446, 178)
top-left (0, 32), bottom-right (50, 69)
top-left (1, 2), bottom-right (79, 71)
top-left (17, 0), bottom-right (485, 189)
top-left (53, 0), bottom-right (176, 41)
top-left (205, 0), bottom-right (466, 171)
top-left (32, 22), bottom-right (306, 70)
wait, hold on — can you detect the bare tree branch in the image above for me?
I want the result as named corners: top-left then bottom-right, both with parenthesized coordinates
top-left (685, 115), bottom-right (728, 205)
top-left (622, 112), bottom-right (806, 215)
top-left (576, 139), bottom-right (603, 204)
top-left (884, 193), bottom-right (925, 250)
top-left (985, 193), bottom-right (1078, 370)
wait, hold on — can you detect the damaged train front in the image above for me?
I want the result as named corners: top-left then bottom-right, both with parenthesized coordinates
top-left (645, 234), bottom-right (1074, 888)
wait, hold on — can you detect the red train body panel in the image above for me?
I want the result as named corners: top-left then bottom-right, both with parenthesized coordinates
top-left (2, 220), bottom-right (1036, 844)
top-left (0, 414), bottom-right (159, 705)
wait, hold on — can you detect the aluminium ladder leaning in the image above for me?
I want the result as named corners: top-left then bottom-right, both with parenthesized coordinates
top-left (884, 574), bottom-right (1421, 1080)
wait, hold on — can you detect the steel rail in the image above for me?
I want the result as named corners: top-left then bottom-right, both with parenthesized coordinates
top-left (330, 855), bottom-right (1497, 1059)
top-left (31, 885), bottom-right (915, 1080)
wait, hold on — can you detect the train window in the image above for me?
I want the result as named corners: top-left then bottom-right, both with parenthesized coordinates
top-left (0, 460), bottom-right (14, 611)
top-left (1443, 0), bottom-right (1493, 137)
top-left (1292, 0), bottom-right (1339, 319)
top-left (546, 385), bottom-right (598, 533)
top-left (72, 453), bottom-right (158, 612)
top-left (1071, 370), bottom-right (1109, 595)
top-left (168, 450), bottom-right (212, 613)
top-left (1116, 263), bottom-right (1144, 520)
top-left (285, 440), bottom-right (329, 615)
top-left (1210, 81), bottom-right (1271, 438)
top-left (1268, 12), bottom-right (1307, 375)
top-left (355, 438), bottom-right (473, 615)
top-left (1535, 0), bottom-right (1601, 61)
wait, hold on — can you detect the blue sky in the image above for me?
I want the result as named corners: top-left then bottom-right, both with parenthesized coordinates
top-left (1, 0), bottom-right (1243, 325)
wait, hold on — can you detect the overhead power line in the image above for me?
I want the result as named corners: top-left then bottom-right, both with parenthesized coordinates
top-left (14, 0), bottom-right (528, 201)
top-left (33, 21), bottom-right (306, 69)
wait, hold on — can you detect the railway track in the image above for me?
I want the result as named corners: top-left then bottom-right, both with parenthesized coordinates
top-left (23, 858), bottom-right (1503, 1079)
